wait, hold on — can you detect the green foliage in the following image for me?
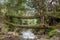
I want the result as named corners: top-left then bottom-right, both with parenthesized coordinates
top-left (48, 29), bottom-right (57, 36)
top-left (36, 19), bottom-right (41, 24)
top-left (5, 0), bottom-right (26, 16)
top-left (5, 24), bottom-right (15, 32)
top-left (10, 18), bottom-right (19, 24)
top-left (5, 24), bottom-right (10, 31)
top-left (56, 5), bottom-right (60, 12)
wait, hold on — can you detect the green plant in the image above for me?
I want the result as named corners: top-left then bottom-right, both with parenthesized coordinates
top-left (48, 29), bottom-right (57, 37)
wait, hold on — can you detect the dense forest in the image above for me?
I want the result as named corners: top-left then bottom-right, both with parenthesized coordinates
top-left (0, 0), bottom-right (60, 40)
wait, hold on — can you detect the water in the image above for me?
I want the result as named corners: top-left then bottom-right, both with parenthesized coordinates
top-left (21, 29), bottom-right (37, 40)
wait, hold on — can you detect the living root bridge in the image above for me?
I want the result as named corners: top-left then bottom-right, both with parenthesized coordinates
top-left (5, 21), bottom-right (53, 29)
